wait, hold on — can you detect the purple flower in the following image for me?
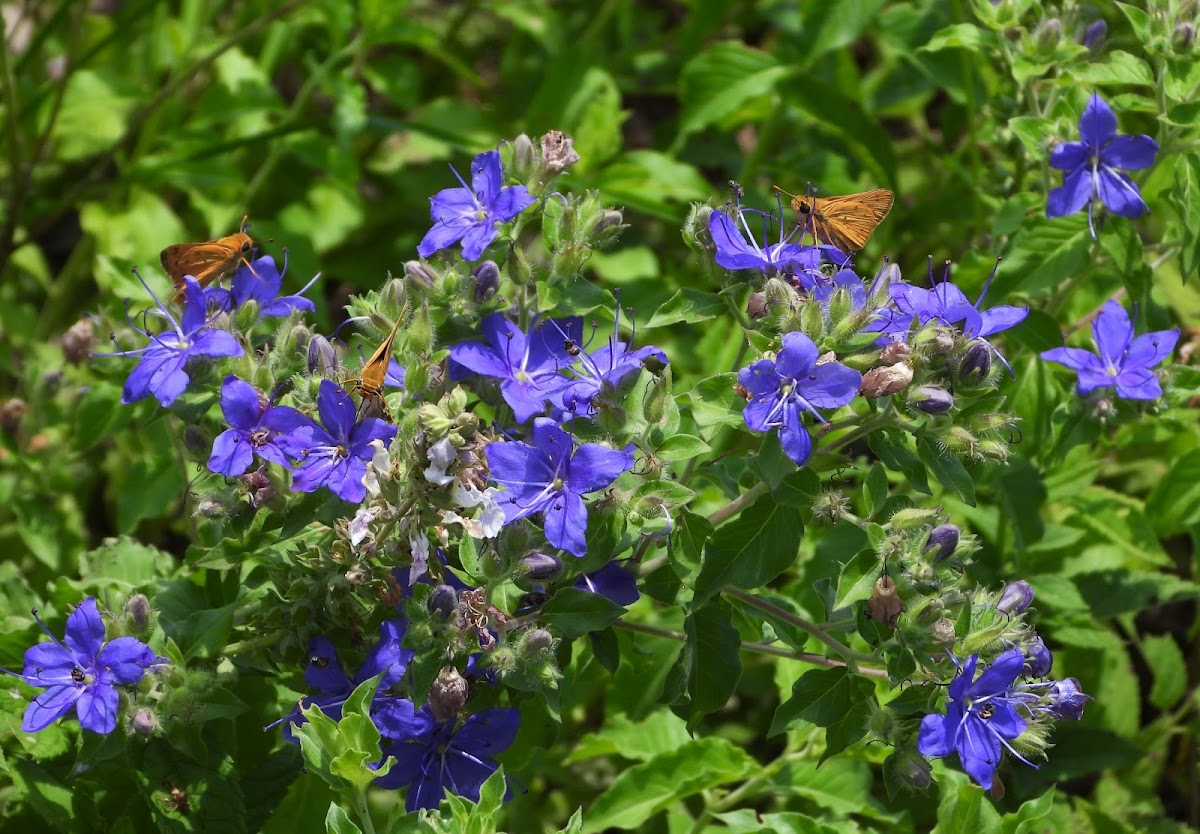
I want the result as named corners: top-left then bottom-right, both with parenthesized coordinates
top-left (737, 331), bottom-right (861, 467)
top-left (205, 252), bottom-right (317, 318)
top-left (449, 313), bottom-right (581, 423)
top-left (385, 359), bottom-right (406, 389)
top-left (282, 620), bottom-right (413, 743)
top-left (575, 561), bottom-right (639, 607)
top-left (1041, 301), bottom-right (1178, 400)
top-left (375, 705), bottom-right (520, 811)
top-left (485, 418), bottom-right (634, 557)
top-left (997, 579), bottom-right (1034, 614)
top-left (101, 274), bottom-right (243, 407)
top-left (917, 649), bottom-right (1032, 790)
top-left (800, 267), bottom-right (867, 311)
top-left (1, 598), bottom-right (164, 734)
top-left (1045, 678), bottom-right (1092, 720)
top-left (417, 150), bottom-right (536, 262)
top-left (554, 308), bottom-right (668, 416)
top-left (1023, 637), bottom-right (1053, 678)
top-left (287, 379), bottom-right (398, 503)
top-left (1046, 93), bottom-right (1158, 231)
top-left (709, 204), bottom-right (813, 275)
top-left (207, 376), bottom-right (313, 476)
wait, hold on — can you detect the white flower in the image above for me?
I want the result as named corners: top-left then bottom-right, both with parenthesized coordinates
top-left (349, 506), bottom-right (381, 550)
top-left (423, 438), bottom-right (457, 486)
top-left (362, 439), bottom-right (393, 497)
top-left (443, 483), bottom-right (505, 538)
top-left (409, 531), bottom-right (430, 584)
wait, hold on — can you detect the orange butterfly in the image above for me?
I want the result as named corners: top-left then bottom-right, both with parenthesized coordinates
top-left (160, 216), bottom-right (255, 303)
top-left (345, 316), bottom-right (403, 423)
top-left (774, 186), bottom-right (894, 252)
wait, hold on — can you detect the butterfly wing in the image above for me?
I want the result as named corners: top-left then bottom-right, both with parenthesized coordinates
top-left (161, 232), bottom-right (254, 300)
top-left (358, 317), bottom-right (404, 395)
top-left (811, 189), bottom-right (894, 251)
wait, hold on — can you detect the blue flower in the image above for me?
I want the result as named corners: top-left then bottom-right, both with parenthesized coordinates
top-left (204, 252), bottom-right (317, 319)
top-left (1, 598), bottom-right (164, 734)
top-left (207, 376), bottom-right (313, 476)
top-left (709, 204), bottom-right (812, 275)
top-left (575, 561), bottom-right (640, 607)
top-left (287, 379), bottom-right (398, 503)
top-left (553, 308), bottom-right (668, 416)
top-left (798, 266), bottom-right (867, 311)
top-left (1044, 678), bottom-right (1092, 720)
top-left (281, 620), bottom-right (413, 743)
top-left (1047, 93), bottom-right (1158, 231)
top-left (485, 418), bottom-right (634, 557)
top-left (385, 359), bottom-right (406, 389)
top-left (375, 705), bottom-right (520, 811)
top-left (1041, 300), bottom-right (1178, 400)
top-left (101, 274), bottom-right (243, 407)
top-left (917, 649), bottom-right (1032, 790)
top-left (417, 150), bottom-right (536, 262)
top-left (449, 313), bottom-right (581, 423)
top-left (737, 332), bottom-right (861, 467)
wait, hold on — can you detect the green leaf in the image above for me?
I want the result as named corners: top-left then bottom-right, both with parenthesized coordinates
top-left (568, 710), bottom-right (694, 764)
top-left (1143, 634), bottom-right (1187, 711)
top-left (693, 494), bottom-right (804, 605)
top-left (935, 776), bottom-right (1003, 833)
top-left (541, 588), bottom-right (626, 639)
top-left (10, 759), bottom-right (82, 833)
top-left (580, 738), bottom-right (756, 833)
top-left (863, 463), bottom-right (888, 518)
top-left (655, 434), bottom-right (712, 461)
top-left (686, 373), bottom-right (746, 429)
top-left (1000, 786), bottom-right (1056, 834)
top-left (916, 436), bottom-right (976, 506)
top-left (919, 23), bottom-right (996, 53)
top-left (1072, 51), bottom-right (1155, 86)
top-left (1146, 448), bottom-right (1200, 535)
top-left (833, 549), bottom-right (880, 611)
top-left (1169, 153), bottom-right (1200, 281)
top-left (645, 288), bottom-right (727, 328)
top-left (325, 802), bottom-right (364, 834)
top-left (294, 675), bottom-right (390, 793)
top-left (680, 599), bottom-right (743, 718)
top-left (868, 429), bottom-right (929, 494)
top-left (800, 0), bottom-right (889, 61)
top-left (671, 510), bottom-right (714, 585)
top-left (1000, 217), bottom-right (1093, 298)
top-left (769, 666), bottom-right (873, 752)
top-left (677, 42), bottom-right (789, 138)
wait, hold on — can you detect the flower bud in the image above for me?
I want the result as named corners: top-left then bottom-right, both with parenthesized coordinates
top-left (1035, 17), bottom-right (1061, 50)
top-left (812, 490), bottom-right (850, 525)
top-left (888, 508), bottom-right (943, 530)
top-left (523, 628), bottom-right (555, 655)
top-left (879, 341), bottom-right (911, 364)
top-left (930, 616), bottom-right (956, 647)
top-left (307, 334), bottom-right (338, 376)
top-left (130, 708), bottom-right (159, 736)
top-left (512, 133), bottom-right (536, 179)
top-left (1175, 21), bottom-right (1196, 50)
top-left (238, 465), bottom-right (275, 507)
top-left (62, 318), bottom-right (96, 364)
top-left (540, 130), bottom-right (581, 174)
top-left (471, 260), bottom-right (500, 301)
top-left (746, 292), bottom-right (768, 320)
top-left (997, 580), bottom-right (1033, 614)
top-left (911, 386), bottom-right (953, 415)
top-left (886, 748), bottom-right (933, 792)
top-left (923, 524), bottom-right (960, 562)
top-left (182, 425), bottom-right (210, 458)
top-left (429, 666), bottom-right (469, 723)
top-left (404, 260), bottom-right (438, 289)
top-left (866, 576), bottom-right (904, 627)
top-left (515, 591), bottom-right (548, 616)
top-left (0, 398), bottom-right (26, 435)
top-left (519, 551), bottom-right (563, 582)
top-left (124, 593), bottom-right (151, 630)
top-left (957, 340), bottom-right (992, 384)
top-left (428, 584), bottom-right (457, 619)
top-left (588, 210), bottom-right (626, 242)
top-left (1080, 19), bottom-right (1106, 49)
top-left (860, 362), bottom-right (913, 398)
top-left (1024, 636), bottom-right (1053, 678)
top-left (929, 330), bottom-right (956, 356)
top-left (1047, 678), bottom-right (1092, 720)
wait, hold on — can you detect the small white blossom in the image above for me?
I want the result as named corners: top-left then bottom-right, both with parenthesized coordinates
top-left (362, 439), bottom-right (393, 497)
top-left (424, 438), bottom-right (457, 486)
top-left (349, 506), bottom-right (381, 550)
top-left (409, 531), bottom-right (431, 584)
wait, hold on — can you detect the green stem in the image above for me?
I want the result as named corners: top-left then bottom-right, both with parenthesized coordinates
top-left (722, 586), bottom-right (875, 669)
top-left (353, 789), bottom-right (377, 834)
top-left (223, 629), bottom-right (286, 657)
top-left (708, 481), bottom-right (768, 526)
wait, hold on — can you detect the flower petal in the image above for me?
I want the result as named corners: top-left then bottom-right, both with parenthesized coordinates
top-left (1092, 301), bottom-right (1133, 367)
top-left (1041, 346), bottom-right (1104, 374)
top-left (1096, 166), bottom-right (1148, 217)
top-left (1079, 92), bottom-right (1117, 149)
top-left (470, 151), bottom-right (502, 206)
top-left (208, 428), bottom-right (253, 476)
top-left (778, 401), bottom-right (813, 466)
top-left (776, 331), bottom-right (818, 379)
top-left (220, 375), bottom-right (262, 430)
top-left (956, 715), bottom-right (1002, 789)
top-left (1125, 329), bottom-right (1180, 371)
top-left (967, 649), bottom-right (1024, 698)
top-left (916, 713), bottom-right (954, 757)
top-left (75, 681), bottom-right (119, 734)
top-left (543, 490), bottom-right (589, 556)
top-left (304, 637), bottom-right (352, 694)
top-left (1046, 165), bottom-right (1094, 218)
top-left (709, 209), bottom-right (769, 271)
top-left (22, 684), bottom-right (82, 732)
top-left (977, 304), bottom-right (1029, 337)
top-left (569, 443), bottom-right (634, 494)
top-left (1102, 134), bottom-right (1158, 170)
top-left (97, 636), bottom-right (159, 685)
top-left (1049, 141), bottom-right (1088, 172)
top-left (317, 380), bottom-right (357, 443)
top-left (64, 598), bottom-right (104, 661)
top-left (798, 362), bottom-right (861, 410)
top-left (490, 185), bottom-right (536, 222)
top-left (1115, 367), bottom-right (1163, 400)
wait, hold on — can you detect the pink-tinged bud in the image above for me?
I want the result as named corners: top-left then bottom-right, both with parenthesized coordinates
top-left (124, 593), bottom-right (151, 629)
top-left (997, 580), bottom-right (1033, 614)
top-left (747, 292), bottom-right (768, 320)
top-left (879, 341), bottom-right (911, 364)
top-left (428, 666), bottom-right (469, 723)
top-left (130, 708), bottom-right (159, 736)
top-left (860, 363), bottom-right (913, 398)
top-left (911, 386), bottom-right (954, 415)
top-left (540, 130), bottom-right (581, 174)
top-left (403, 260), bottom-right (438, 288)
top-left (922, 524), bottom-right (960, 562)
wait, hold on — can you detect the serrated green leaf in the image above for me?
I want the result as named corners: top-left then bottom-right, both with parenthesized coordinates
top-left (693, 495), bottom-right (803, 604)
top-left (645, 288), bottom-right (727, 329)
top-left (541, 588), bottom-right (626, 638)
top-left (677, 41), bottom-right (789, 138)
top-left (655, 434), bottom-right (711, 461)
top-left (325, 802), bottom-right (364, 834)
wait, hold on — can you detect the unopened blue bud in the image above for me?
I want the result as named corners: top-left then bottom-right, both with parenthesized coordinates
top-left (911, 386), bottom-right (954, 415)
top-left (958, 340), bottom-right (992, 383)
top-left (519, 551), bottom-right (563, 582)
top-left (923, 524), bottom-right (960, 562)
top-left (428, 584), bottom-right (457, 619)
top-left (997, 580), bottom-right (1033, 614)
top-left (1024, 636), bottom-right (1053, 677)
top-left (1081, 19), bottom-right (1106, 49)
top-left (307, 334), bottom-right (337, 376)
top-left (1047, 678), bottom-right (1092, 720)
top-left (471, 260), bottom-right (500, 301)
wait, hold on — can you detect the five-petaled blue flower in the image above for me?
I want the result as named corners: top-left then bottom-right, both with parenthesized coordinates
top-left (417, 150), bottom-right (536, 262)
top-left (917, 649), bottom-right (1033, 790)
top-left (1041, 300), bottom-right (1178, 400)
top-left (103, 274), bottom-right (244, 407)
top-left (1, 598), bottom-right (164, 735)
top-left (205, 252), bottom-right (317, 319)
top-left (486, 418), bottom-right (634, 557)
top-left (449, 313), bottom-right (581, 423)
top-left (287, 379), bottom-right (398, 503)
top-left (738, 332), bottom-right (861, 467)
top-left (375, 704), bottom-right (520, 812)
top-left (281, 620), bottom-right (413, 743)
top-left (208, 375), bottom-right (313, 477)
top-left (553, 308), bottom-right (668, 416)
top-left (709, 204), bottom-right (813, 275)
top-left (1046, 93), bottom-right (1158, 234)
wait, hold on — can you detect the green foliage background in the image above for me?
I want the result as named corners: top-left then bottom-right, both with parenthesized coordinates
top-left (2, 0), bottom-right (1200, 832)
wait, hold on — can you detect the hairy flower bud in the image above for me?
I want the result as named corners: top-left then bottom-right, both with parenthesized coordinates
top-left (867, 576), bottom-right (904, 627)
top-left (1024, 636), bottom-right (1053, 678)
top-left (589, 210), bottom-right (626, 243)
top-left (879, 341), bottom-right (911, 364)
top-left (124, 593), bottom-right (151, 630)
top-left (130, 708), bottom-right (159, 736)
top-left (523, 628), bottom-right (555, 655)
top-left (403, 260), bottom-right (438, 289)
top-left (428, 584), bottom-right (457, 619)
top-left (958, 340), bottom-right (992, 384)
top-left (997, 580), bottom-right (1033, 614)
top-left (747, 292), bottom-right (768, 320)
top-left (519, 551), bottom-right (563, 582)
top-left (471, 260), bottom-right (500, 301)
top-left (512, 133), bottom-right (536, 179)
top-left (540, 129), bottom-right (581, 174)
top-left (1080, 19), bottom-right (1106, 49)
top-left (429, 666), bottom-right (469, 723)
top-left (1175, 21), bottom-right (1196, 50)
top-left (1035, 17), bottom-right (1061, 50)
top-left (307, 334), bottom-right (338, 376)
top-left (923, 524), bottom-right (960, 562)
top-left (887, 748), bottom-right (933, 792)
top-left (911, 386), bottom-right (954, 415)
top-left (0, 398), bottom-right (26, 435)
top-left (860, 363), bottom-right (913, 398)
top-left (930, 616), bottom-right (956, 647)
top-left (62, 318), bottom-right (96, 364)
top-left (812, 490), bottom-right (850, 525)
